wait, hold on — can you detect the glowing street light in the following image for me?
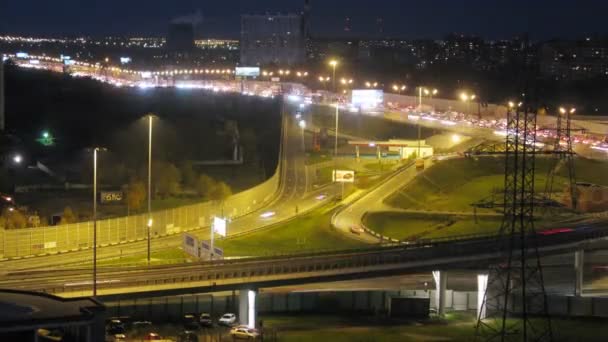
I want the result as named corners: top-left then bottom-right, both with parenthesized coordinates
top-left (460, 91), bottom-right (478, 116)
top-left (392, 84), bottom-right (407, 94)
top-left (328, 59), bottom-right (338, 92)
top-left (560, 106), bottom-right (576, 115)
top-left (12, 154), bottom-right (22, 164)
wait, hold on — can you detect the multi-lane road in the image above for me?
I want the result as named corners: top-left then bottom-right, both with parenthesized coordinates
top-left (0, 103), bottom-right (327, 271)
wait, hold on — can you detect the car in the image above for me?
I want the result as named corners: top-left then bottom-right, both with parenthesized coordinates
top-left (107, 334), bottom-right (126, 342)
top-left (199, 313), bottom-right (213, 327)
top-left (144, 332), bottom-right (162, 340)
top-left (183, 313), bottom-right (199, 330)
top-left (37, 329), bottom-right (63, 341)
top-left (218, 313), bottom-right (237, 326)
top-left (230, 326), bottom-right (260, 340)
top-left (107, 319), bottom-right (125, 335)
top-left (350, 225), bottom-right (364, 235)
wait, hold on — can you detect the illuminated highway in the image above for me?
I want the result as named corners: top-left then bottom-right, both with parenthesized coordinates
top-left (0, 224), bottom-right (607, 298)
top-left (0, 103), bottom-right (326, 271)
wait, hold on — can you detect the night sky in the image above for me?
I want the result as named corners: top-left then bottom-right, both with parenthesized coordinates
top-left (1, 0), bottom-right (607, 40)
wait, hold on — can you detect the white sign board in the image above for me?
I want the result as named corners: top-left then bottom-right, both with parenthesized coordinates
top-left (213, 217), bottom-right (227, 237)
top-left (235, 67), bottom-right (260, 77)
top-left (351, 89), bottom-right (384, 109)
top-left (333, 170), bottom-right (355, 183)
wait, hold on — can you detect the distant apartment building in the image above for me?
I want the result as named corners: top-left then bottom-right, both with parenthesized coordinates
top-left (240, 13), bottom-right (306, 66)
top-left (540, 37), bottom-right (608, 80)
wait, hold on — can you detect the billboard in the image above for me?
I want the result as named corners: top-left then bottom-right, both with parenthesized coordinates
top-left (333, 170), bottom-right (355, 183)
top-left (235, 67), bottom-right (260, 77)
top-left (351, 89), bottom-right (384, 109)
top-left (213, 217), bottom-right (227, 237)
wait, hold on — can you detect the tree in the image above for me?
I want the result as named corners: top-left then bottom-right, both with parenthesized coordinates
top-left (154, 162), bottom-right (181, 198)
top-left (60, 206), bottom-right (77, 225)
top-left (3, 208), bottom-right (27, 229)
top-left (195, 174), bottom-right (216, 199)
top-left (209, 181), bottom-right (232, 202)
top-left (180, 161), bottom-right (197, 189)
top-left (125, 180), bottom-right (146, 213)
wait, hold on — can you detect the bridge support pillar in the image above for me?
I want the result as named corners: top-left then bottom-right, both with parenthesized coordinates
top-left (239, 289), bottom-right (258, 328)
top-left (432, 270), bottom-right (447, 317)
top-left (575, 250), bottom-right (584, 296)
top-left (477, 273), bottom-right (488, 320)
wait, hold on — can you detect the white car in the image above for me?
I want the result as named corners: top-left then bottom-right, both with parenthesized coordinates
top-left (230, 326), bottom-right (260, 339)
top-left (218, 313), bottom-right (237, 326)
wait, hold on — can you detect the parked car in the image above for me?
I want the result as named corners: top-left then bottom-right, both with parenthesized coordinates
top-left (199, 313), bottom-right (213, 327)
top-left (106, 334), bottom-right (126, 342)
top-left (107, 319), bottom-right (125, 335)
top-left (230, 326), bottom-right (260, 340)
top-left (218, 313), bottom-right (237, 326)
top-left (144, 332), bottom-right (162, 340)
top-left (183, 313), bottom-right (199, 330)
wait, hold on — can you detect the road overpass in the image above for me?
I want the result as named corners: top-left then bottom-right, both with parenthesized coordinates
top-left (1, 223), bottom-right (606, 301)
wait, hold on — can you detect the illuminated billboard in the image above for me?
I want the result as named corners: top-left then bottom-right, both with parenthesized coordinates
top-left (120, 57), bottom-right (132, 64)
top-left (333, 170), bottom-right (355, 183)
top-left (351, 89), bottom-right (384, 109)
top-left (213, 216), bottom-right (227, 237)
top-left (235, 67), bottom-right (260, 77)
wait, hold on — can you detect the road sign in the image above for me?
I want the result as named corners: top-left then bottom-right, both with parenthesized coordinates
top-left (333, 170), bottom-right (355, 183)
top-left (200, 240), bottom-right (224, 260)
top-left (182, 233), bottom-right (200, 259)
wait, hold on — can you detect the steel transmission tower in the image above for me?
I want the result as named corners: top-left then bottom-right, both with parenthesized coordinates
top-left (474, 104), bottom-right (553, 342)
top-left (543, 108), bottom-right (577, 210)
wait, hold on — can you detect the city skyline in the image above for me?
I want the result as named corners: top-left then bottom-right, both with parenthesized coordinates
top-left (1, 0), bottom-right (608, 40)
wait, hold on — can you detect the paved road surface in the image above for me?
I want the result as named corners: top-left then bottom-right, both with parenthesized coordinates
top-left (0, 103), bottom-right (326, 271)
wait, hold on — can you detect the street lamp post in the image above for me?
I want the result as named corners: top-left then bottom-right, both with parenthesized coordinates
top-left (93, 148), bottom-right (98, 296)
top-left (460, 92), bottom-right (476, 115)
top-left (329, 60), bottom-right (338, 94)
top-left (92, 147), bottom-right (106, 296)
top-left (299, 119), bottom-right (306, 151)
top-left (146, 114), bottom-right (155, 265)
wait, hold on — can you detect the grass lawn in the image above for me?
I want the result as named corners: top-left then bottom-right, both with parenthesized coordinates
top-left (261, 313), bottom-right (608, 342)
top-left (95, 248), bottom-right (190, 267)
top-left (305, 151), bottom-right (333, 165)
top-left (95, 206), bottom-right (366, 267)
top-left (385, 157), bottom-right (575, 213)
top-left (364, 212), bottom-right (503, 240)
top-left (216, 206), bottom-right (367, 257)
top-left (565, 157), bottom-right (608, 186)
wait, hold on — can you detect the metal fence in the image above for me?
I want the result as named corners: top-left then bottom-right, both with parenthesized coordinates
top-left (0, 167), bottom-right (280, 259)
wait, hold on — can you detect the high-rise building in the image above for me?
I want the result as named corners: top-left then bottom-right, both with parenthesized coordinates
top-left (240, 13), bottom-right (306, 66)
top-left (167, 22), bottom-right (195, 52)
